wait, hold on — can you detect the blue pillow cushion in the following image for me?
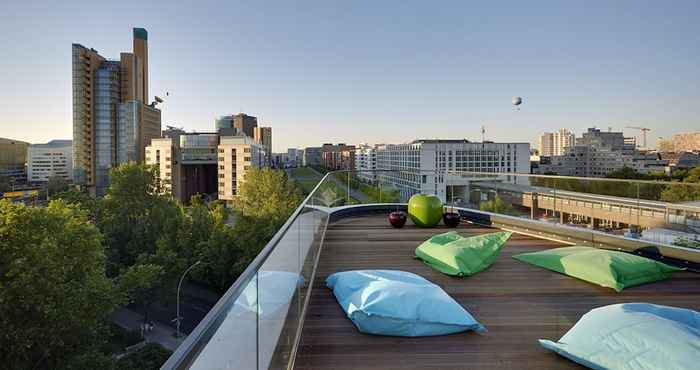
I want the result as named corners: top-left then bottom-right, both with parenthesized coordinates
top-left (540, 303), bottom-right (700, 370)
top-left (326, 270), bottom-right (485, 336)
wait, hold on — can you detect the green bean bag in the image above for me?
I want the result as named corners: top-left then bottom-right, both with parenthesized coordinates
top-left (415, 231), bottom-right (512, 276)
top-left (513, 246), bottom-right (682, 292)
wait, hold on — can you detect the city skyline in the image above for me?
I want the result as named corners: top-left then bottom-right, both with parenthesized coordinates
top-left (2, 1), bottom-right (700, 151)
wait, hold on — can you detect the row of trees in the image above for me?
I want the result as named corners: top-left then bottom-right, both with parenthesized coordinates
top-left (0, 163), bottom-right (302, 369)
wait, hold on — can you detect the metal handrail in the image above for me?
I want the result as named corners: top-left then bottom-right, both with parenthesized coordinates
top-left (329, 169), bottom-right (700, 188)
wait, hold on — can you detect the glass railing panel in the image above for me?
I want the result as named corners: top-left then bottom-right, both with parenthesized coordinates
top-left (256, 212), bottom-right (302, 370)
top-left (311, 173), bottom-right (348, 207)
top-left (256, 205), bottom-right (328, 369)
top-left (186, 274), bottom-right (258, 370)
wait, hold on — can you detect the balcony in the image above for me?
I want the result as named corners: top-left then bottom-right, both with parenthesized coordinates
top-left (161, 171), bottom-right (700, 370)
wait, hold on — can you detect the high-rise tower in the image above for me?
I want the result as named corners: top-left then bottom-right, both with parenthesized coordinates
top-left (72, 27), bottom-right (160, 195)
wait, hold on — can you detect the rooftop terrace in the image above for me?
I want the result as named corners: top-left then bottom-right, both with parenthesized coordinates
top-left (162, 170), bottom-right (700, 370)
top-left (295, 214), bottom-right (700, 370)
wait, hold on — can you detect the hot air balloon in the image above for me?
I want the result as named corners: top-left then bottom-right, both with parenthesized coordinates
top-left (512, 96), bottom-right (522, 110)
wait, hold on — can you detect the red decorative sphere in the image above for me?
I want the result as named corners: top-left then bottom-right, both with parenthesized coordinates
top-left (443, 212), bottom-right (461, 227)
top-left (388, 211), bottom-right (407, 228)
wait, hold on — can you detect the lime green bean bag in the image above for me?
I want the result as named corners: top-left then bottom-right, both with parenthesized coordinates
top-left (513, 246), bottom-right (682, 292)
top-left (415, 231), bottom-right (512, 276)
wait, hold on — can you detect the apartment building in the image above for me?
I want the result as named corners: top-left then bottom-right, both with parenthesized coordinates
top-left (538, 129), bottom-right (574, 157)
top-left (146, 133), bottom-right (265, 203)
top-left (355, 143), bottom-right (378, 182)
top-left (218, 136), bottom-right (265, 201)
top-left (27, 140), bottom-right (73, 183)
top-left (321, 143), bottom-right (355, 170)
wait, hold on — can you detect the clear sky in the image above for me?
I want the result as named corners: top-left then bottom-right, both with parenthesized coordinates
top-left (1, 0), bottom-right (699, 151)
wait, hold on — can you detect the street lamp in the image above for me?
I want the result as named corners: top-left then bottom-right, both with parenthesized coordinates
top-left (173, 260), bottom-right (202, 338)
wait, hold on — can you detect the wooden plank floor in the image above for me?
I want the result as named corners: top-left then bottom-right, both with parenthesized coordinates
top-left (295, 214), bottom-right (700, 370)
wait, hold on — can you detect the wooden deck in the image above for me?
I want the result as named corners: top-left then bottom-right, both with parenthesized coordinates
top-left (295, 214), bottom-right (700, 370)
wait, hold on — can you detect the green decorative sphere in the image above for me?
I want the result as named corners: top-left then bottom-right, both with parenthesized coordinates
top-left (408, 194), bottom-right (443, 227)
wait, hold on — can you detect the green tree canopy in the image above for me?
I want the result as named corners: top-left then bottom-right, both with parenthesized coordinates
top-left (234, 168), bottom-right (303, 226)
top-left (661, 167), bottom-right (700, 202)
top-left (99, 162), bottom-right (178, 274)
top-left (480, 195), bottom-right (515, 215)
top-left (0, 200), bottom-right (120, 369)
top-left (45, 175), bottom-right (70, 198)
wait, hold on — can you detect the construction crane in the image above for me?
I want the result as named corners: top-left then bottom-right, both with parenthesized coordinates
top-left (625, 126), bottom-right (651, 148)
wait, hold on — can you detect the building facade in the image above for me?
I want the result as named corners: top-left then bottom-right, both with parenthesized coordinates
top-left (538, 129), bottom-right (574, 157)
top-left (27, 140), bottom-right (73, 183)
top-left (355, 143), bottom-right (378, 182)
top-left (286, 148), bottom-right (302, 168)
top-left (577, 128), bottom-right (635, 153)
top-left (670, 132), bottom-right (700, 152)
top-left (146, 138), bottom-right (177, 197)
top-left (302, 147), bottom-right (322, 167)
top-left (218, 136), bottom-right (265, 201)
top-left (216, 114), bottom-right (258, 138)
top-left (146, 133), bottom-right (266, 203)
top-left (0, 137), bottom-right (29, 184)
top-left (72, 28), bottom-right (161, 195)
top-left (253, 127), bottom-right (272, 163)
top-left (537, 145), bottom-right (634, 177)
top-left (321, 143), bottom-right (356, 170)
top-left (375, 139), bottom-right (530, 202)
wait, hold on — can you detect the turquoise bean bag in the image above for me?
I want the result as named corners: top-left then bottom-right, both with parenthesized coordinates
top-left (540, 303), bottom-right (700, 370)
top-left (327, 270), bottom-right (485, 336)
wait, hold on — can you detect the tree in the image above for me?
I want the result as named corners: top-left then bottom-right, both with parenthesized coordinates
top-left (118, 263), bottom-right (165, 324)
top-left (480, 195), bottom-right (515, 215)
top-left (193, 168), bottom-right (304, 292)
top-left (116, 343), bottom-right (172, 370)
top-left (0, 200), bottom-right (120, 369)
top-left (53, 187), bottom-right (102, 220)
top-left (234, 168), bottom-right (303, 227)
top-left (0, 175), bottom-right (10, 192)
top-left (99, 162), bottom-right (173, 275)
top-left (44, 175), bottom-right (70, 199)
top-left (605, 167), bottom-right (648, 180)
top-left (661, 167), bottom-right (700, 202)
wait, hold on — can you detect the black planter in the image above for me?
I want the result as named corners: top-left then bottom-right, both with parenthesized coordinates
top-left (388, 211), bottom-right (407, 228)
top-left (443, 212), bottom-right (461, 227)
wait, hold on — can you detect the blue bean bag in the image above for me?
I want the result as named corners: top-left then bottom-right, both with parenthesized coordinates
top-left (326, 270), bottom-right (485, 336)
top-left (540, 303), bottom-right (700, 370)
